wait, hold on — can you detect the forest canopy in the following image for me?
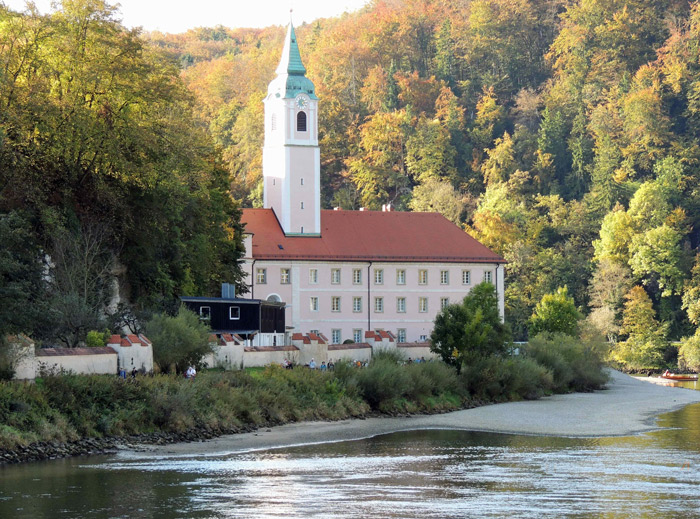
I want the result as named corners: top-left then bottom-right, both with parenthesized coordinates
top-left (4, 0), bottom-right (700, 365)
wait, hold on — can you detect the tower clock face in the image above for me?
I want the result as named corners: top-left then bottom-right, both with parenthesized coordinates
top-left (296, 95), bottom-right (308, 109)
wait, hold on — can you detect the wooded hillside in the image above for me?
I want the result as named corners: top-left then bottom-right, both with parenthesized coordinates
top-left (4, 0), bottom-right (700, 368)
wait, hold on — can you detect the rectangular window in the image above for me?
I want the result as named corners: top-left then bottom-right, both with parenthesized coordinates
top-left (484, 271), bottom-right (493, 284)
top-left (332, 329), bottom-right (341, 344)
top-left (310, 329), bottom-right (319, 335)
top-left (420, 334), bottom-right (427, 342)
top-left (331, 296), bottom-right (341, 312)
top-left (310, 297), bottom-right (319, 312)
top-left (374, 297), bottom-right (384, 313)
top-left (441, 297), bottom-right (450, 309)
top-left (353, 329), bottom-right (363, 343)
top-left (331, 268), bottom-right (341, 284)
top-left (353, 268), bottom-right (362, 285)
top-left (462, 270), bottom-right (471, 285)
top-left (256, 268), bottom-right (267, 284)
top-left (280, 268), bottom-right (290, 284)
top-left (396, 269), bottom-right (406, 285)
top-left (419, 269), bottom-right (428, 285)
top-left (353, 296), bottom-right (362, 313)
top-left (309, 268), bottom-right (318, 284)
top-left (300, 201), bottom-right (304, 209)
top-left (440, 270), bottom-right (449, 285)
top-left (419, 297), bottom-right (428, 313)
top-left (301, 178), bottom-right (304, 186)
top-left (229, 306), bottom-right (240, 320)
top-left (396, 297), bottom-right (406, 313)
top-left (199, 306), bottom-right (211, 320)
top-left (374, 269), bottom-right (384, 285)
top-left (397, 328), bottom-right (406, 343)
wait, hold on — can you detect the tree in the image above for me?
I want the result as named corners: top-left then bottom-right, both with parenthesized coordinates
top-left (629, 224), bottom-right (687, 297)
top-left (431, 282), bottom-right (510, 372)
top-left (409, 178), bottom-right (465, 223)
top-left (613, 286), bottom-right (666, 370)
top-left (39, 225), bottom-right (114, 348)
top-left (0, 212), bottom-right (45, 378)
top-left (678, 333), bottom-right (700, 372)
top-left (529, 286), bottom-right (581, 337)
top-left (145, 307), bottom-right (213, 374)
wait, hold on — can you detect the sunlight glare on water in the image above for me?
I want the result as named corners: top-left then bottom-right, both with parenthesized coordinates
top-left (2, 402), bottom-right (700, 518)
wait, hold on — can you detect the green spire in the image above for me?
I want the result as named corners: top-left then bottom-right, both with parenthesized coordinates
top-left (276, 23), bottom-right (306, 76)
top-left (268, 22), bottom-right (318, 100)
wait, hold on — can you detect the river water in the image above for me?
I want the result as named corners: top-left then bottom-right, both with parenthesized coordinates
top-left (2, 381), bottom-right (700, 519)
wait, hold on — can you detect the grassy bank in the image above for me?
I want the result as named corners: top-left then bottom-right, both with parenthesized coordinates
top-left (0, 346), bottom-right (607, 453)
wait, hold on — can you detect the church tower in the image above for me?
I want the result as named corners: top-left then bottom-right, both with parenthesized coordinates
top-left (262, 22), bottom-right (320, 236)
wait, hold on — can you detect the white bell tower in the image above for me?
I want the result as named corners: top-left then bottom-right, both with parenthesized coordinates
top-left (262, 22), bottom-right (320, 236)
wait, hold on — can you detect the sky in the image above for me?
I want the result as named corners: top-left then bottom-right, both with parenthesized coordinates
top-left (3, 0), bottom-right (371, 32)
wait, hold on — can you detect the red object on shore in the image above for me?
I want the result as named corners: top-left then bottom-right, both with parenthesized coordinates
top-left (661, 371), bottom-right (698, 381)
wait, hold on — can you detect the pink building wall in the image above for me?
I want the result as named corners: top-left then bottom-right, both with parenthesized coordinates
top-left (244, 256), bottom-right (505, 344)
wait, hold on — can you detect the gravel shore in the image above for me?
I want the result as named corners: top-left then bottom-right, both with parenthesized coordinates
top-left (131, 370), bottom-right (700, 458)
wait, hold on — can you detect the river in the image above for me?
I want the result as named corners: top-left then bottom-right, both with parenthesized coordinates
top-left (1, 380), bottom-right (699, 518)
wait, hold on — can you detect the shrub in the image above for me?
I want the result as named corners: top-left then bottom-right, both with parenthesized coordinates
top-left (678, 332), bottom-right (700, 372)
top-left (85, 330), bottom-right (109, 347)
top-left (145, 307), bottom-right (213, 373)
top-left (460, 356), bottom-right (552, 401)
top-left (525, 333), bottom-right (608, 391)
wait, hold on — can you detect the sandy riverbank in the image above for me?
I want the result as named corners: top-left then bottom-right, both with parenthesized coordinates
top-left (130, 370), bottom-right (700, 458)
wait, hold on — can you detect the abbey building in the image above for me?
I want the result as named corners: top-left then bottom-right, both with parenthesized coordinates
top-left (240, 23), bottom-right (505, 344)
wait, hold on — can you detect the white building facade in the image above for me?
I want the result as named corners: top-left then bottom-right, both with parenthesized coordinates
top-left (241, 22), bottom-right (505, 344)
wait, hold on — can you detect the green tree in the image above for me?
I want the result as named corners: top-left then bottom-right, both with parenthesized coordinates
top-left (409, 178), bottom-right (465, 223)
top-left (431, 282), bottom-right (510, 372)
top-left (0, 212), bottom-right (44, 378)
top-left (145, 307), bottom-right (213, 374)
top-left (629, 224), bottom-right (687, 297)
top-left (613, 285), bottom-right (666, 370)
top-left (529, 286), bottom-right (581, 337)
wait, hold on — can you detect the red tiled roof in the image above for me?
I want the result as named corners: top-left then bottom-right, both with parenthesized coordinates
top-left (120, 338), bottom-right (131, 347)
top-left (138, 334), bottom-right (152, 345)
top-left (378, 330), bottom-right (394, 341)
top-left (127, 334), bottom-right (141, 344)
top-left (241, 209), bottom-right (505, 263)
top-left (221, 333), bottom-right (234, 343)
top-left (328, 343), bottom-right (371, 350)
top-left (37, 347), bottom-right (117, 356)
top-left (244, 345), bottom-right (299, 352)
top-left (397, 342), bottom-right (432, 348)
top-left (108, 335), bottom-right (122, 345)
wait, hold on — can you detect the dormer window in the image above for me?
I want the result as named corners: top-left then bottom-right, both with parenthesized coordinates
top-left (297, 111), bottom-right (307, 132)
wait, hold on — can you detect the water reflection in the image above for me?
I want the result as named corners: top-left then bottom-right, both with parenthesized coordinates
top-left (2, 401), bottom-right (700, 518)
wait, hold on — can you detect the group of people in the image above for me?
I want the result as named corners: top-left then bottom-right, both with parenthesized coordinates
top-left (406, 357), bottom-right (427, 364)
top-left (306, 358), bottom-right (335, 370)
top-left (185, 365), bottom-right (197, 379)
top-left (118, 367), bottom-right (139, 379)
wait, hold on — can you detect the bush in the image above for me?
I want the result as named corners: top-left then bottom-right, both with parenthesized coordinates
top-left (678, 332), bottom-right (700, 372)
top-left (145, 307), bottom-right (213, 373)
top-left (460, 356), bottom-right (553, 401)
top-left (85, 330), bottom-right (109, 347)
top-left (525, 333), bottom-right (608, 392)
